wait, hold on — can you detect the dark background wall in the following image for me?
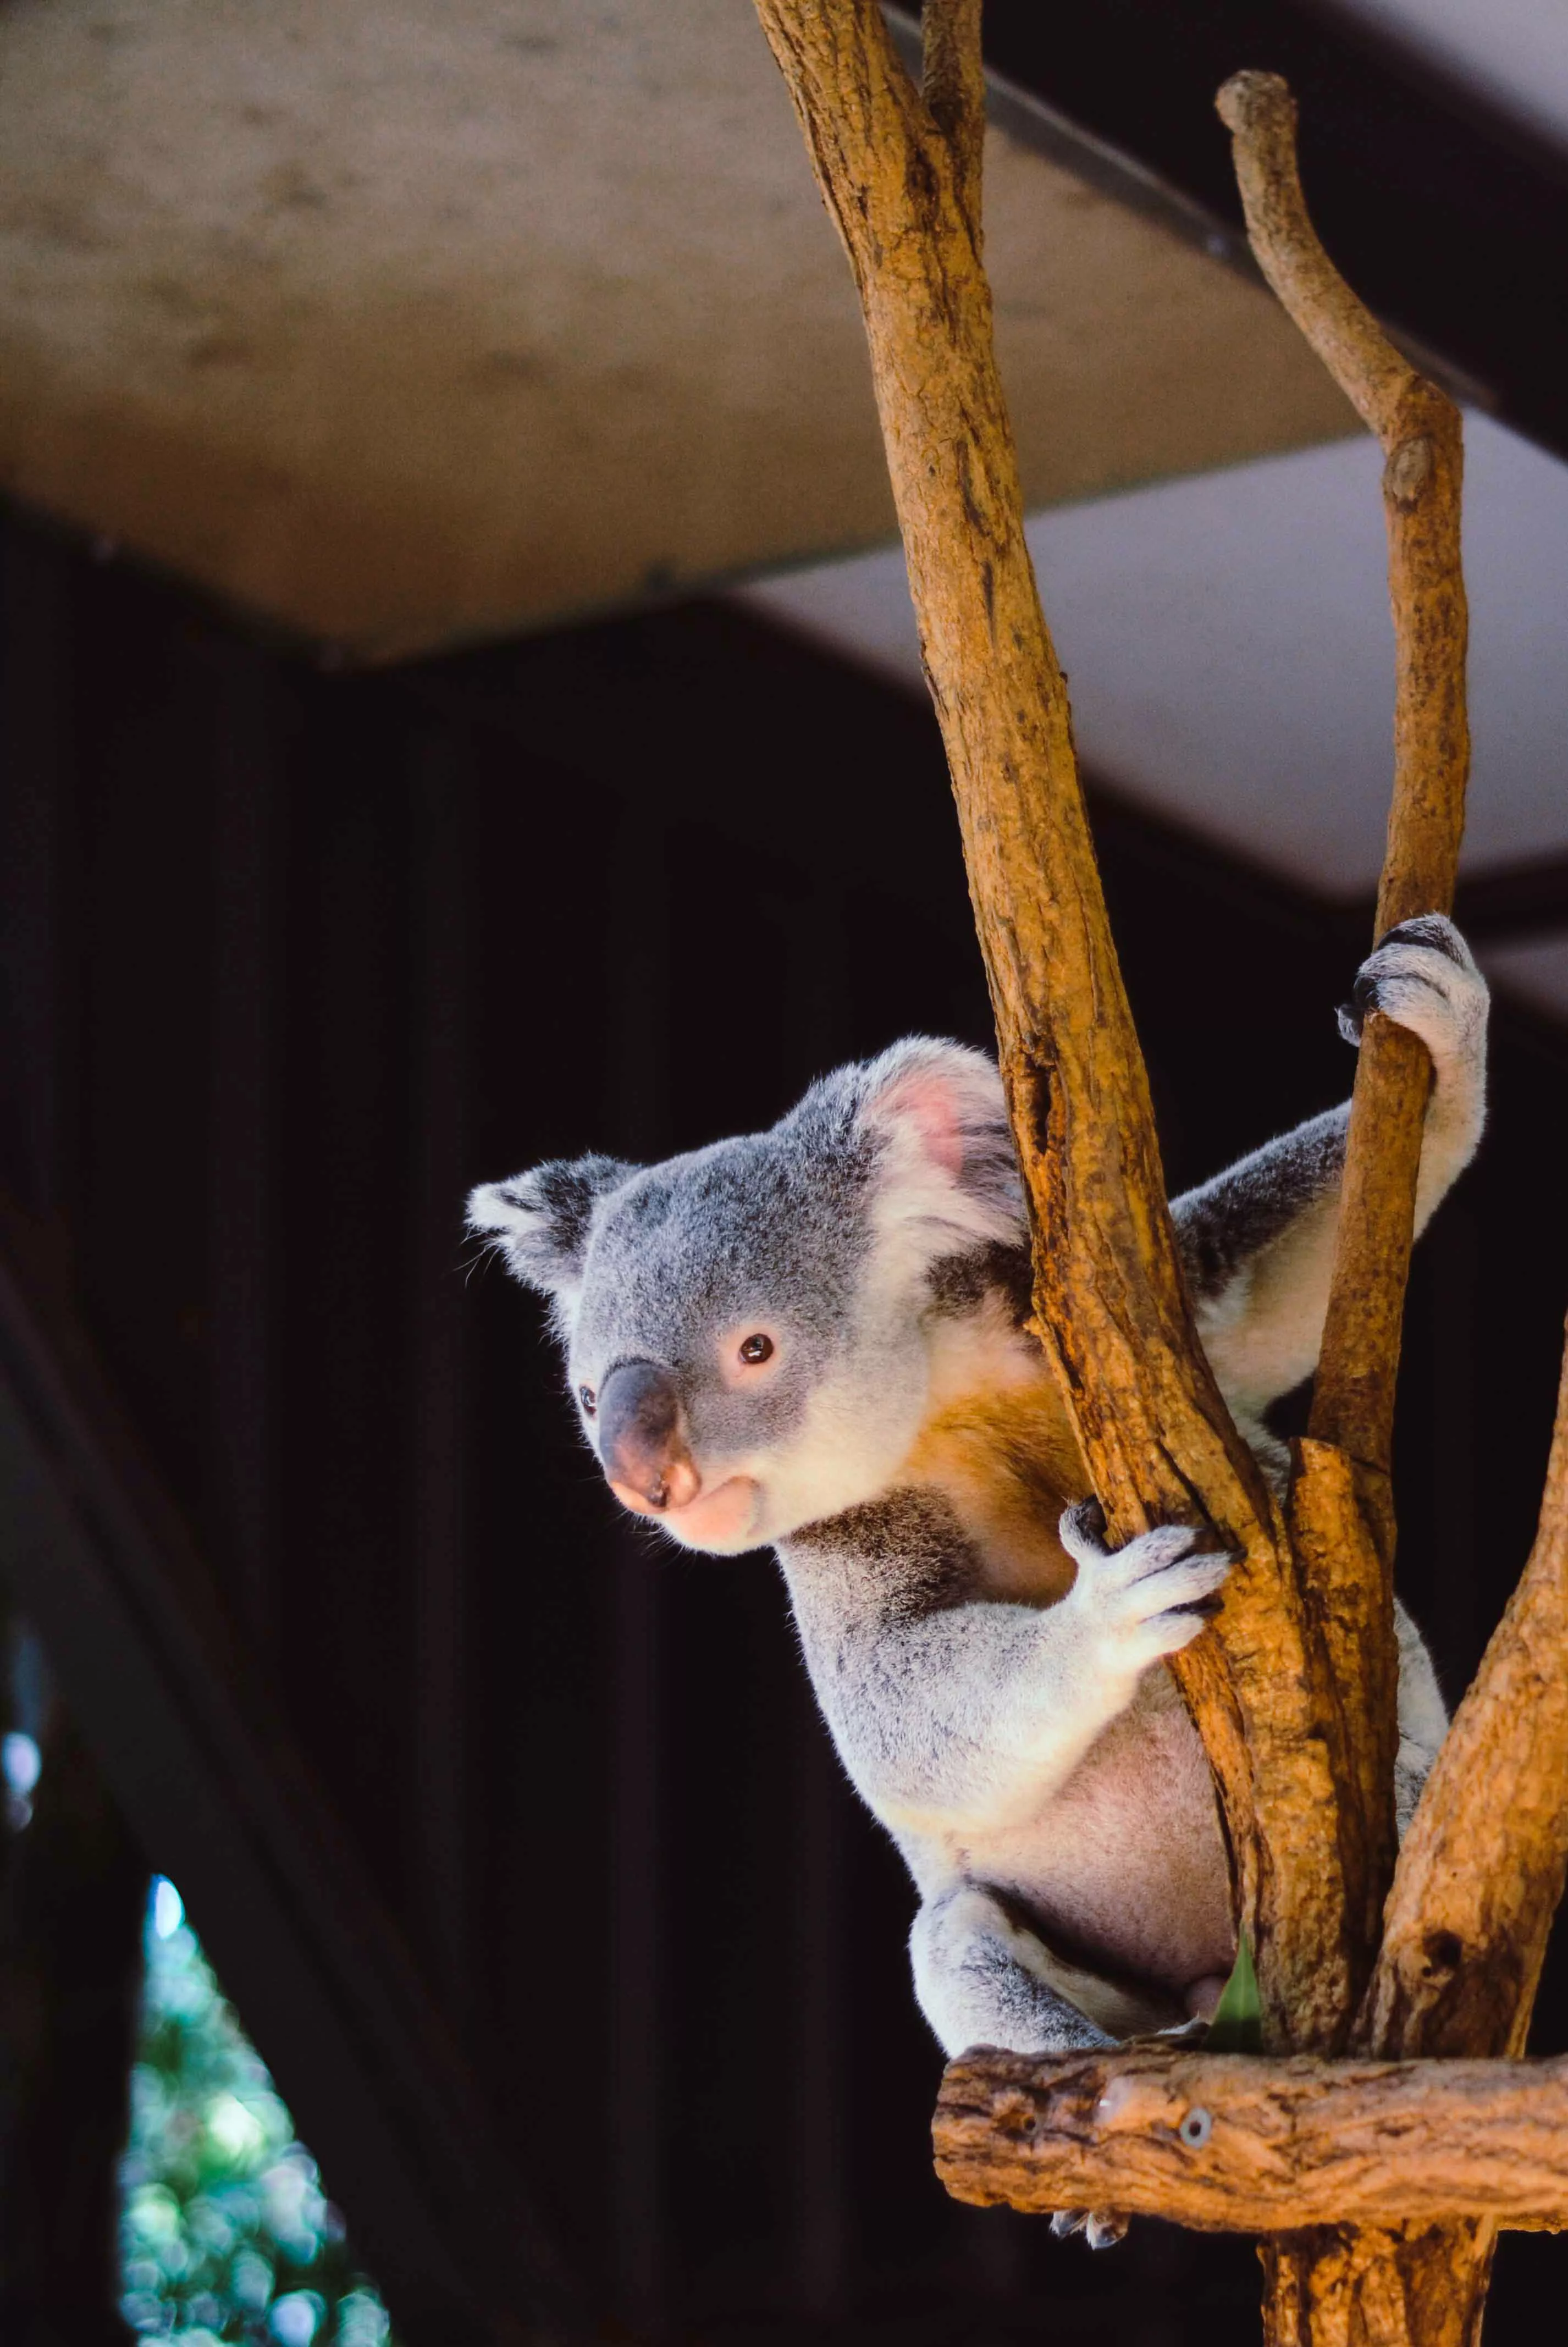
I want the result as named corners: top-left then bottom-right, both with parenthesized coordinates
top-left (1, 502), bottom-right (1565, 2344)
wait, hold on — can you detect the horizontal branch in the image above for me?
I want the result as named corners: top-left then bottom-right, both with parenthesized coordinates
top-left (934, 2044), bottom-right (1568, 2234)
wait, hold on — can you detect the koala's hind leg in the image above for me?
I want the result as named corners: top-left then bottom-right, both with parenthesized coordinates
top-left (1394, 1595), bottom-right (1448, 1834)
top-left (910, 1885), bottom-right (1113, 2057)
top-left (913, 1888), bottom-right (1129, 2250)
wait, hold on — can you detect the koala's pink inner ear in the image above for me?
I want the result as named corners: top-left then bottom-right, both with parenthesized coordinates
top-left (875, 1069), bottom-right (967, 1175)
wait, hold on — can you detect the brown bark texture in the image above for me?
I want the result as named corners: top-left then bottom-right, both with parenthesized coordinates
top-left (1216, 69), bottom-right (1470, 1482)
top-left (750, 0), bottom-right (1365, 2063)
top-left (1215, 71), bottom-right (1500, 2347)
top-left (1367, 1321), bottom-right (1568, 2064)
top-left (934, 2043), bottom-right (1568, 2234)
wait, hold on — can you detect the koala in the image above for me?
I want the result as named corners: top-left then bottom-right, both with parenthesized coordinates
top-left (471, 916), bottom-right (1482, 2125)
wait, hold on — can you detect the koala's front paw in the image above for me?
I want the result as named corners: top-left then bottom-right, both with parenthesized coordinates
top-left (1058, 1501), bottom-right (1236, 1674)
top-left (1338, 914), bottom-right (1487, 1078)
top-left (1050, 2207), bottom-right (1128, 2250)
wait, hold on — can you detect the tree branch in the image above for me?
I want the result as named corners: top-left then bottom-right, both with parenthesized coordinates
top-left (1363, 1317), bottom-right (1568, 2060)
top-left (1217, 70), bottom-right (1481, 2337)
top-left (754, 0), bottom-right (1361, 2058)
top-left (934, 2043), bottom-right (1568, 2234)
top-left (1217, 70), bottom-right (1470, 1480)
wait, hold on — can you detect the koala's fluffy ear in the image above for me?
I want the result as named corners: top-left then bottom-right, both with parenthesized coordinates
top-left (857, 1038), bottom-right (1024, 1251)
top-left (467, 1153), bottom-right (636, 1302)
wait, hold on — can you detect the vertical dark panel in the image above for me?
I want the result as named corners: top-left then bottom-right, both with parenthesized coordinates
top-left (792, 1721), bottom-right (851, 2315)
top-left (275, 689), bottom-right (415, 1916)
top-left (0, 519), bottom-right (76, 1220)
top-left (788, 874), bottom-right (852, 2320)
top-left (0, 524), bottom-right (152, 2347)
top-left (407, 725), bottom-right (473, 2018)
top-left (72, 573), bottom-right (218, 1519)
top-left (605, 799), bottom-right (672, 2332)
top-left (208, 636), bottom-right (287, 1649)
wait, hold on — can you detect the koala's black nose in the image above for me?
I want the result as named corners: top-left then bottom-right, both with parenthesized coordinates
top-left (598, 1360), bottom-right (699, 1512)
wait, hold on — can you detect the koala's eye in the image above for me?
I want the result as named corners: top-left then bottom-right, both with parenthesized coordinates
top-left (578, 1385), bottom-right (597, 1416)
top-left (738, 1333), bottom-right (774, 1365)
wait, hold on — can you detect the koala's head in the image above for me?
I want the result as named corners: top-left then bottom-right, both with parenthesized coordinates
top-left (468, 1040), bottom-right (1024, 1554)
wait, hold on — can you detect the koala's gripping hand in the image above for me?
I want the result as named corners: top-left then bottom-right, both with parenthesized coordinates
top-left (1340, 913), bottom-right (1488, 1233)
top-left (813, 1503), bottom-right (1235, 1830)
top-left (1338, 914), bottom-right (1487, 1071)
top-left (1173, 914), bottom-right (1486, 1431)
top-left (1056, 1500), bottom-right (1234, 1697)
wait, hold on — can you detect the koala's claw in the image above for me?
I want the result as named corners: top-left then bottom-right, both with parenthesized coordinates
top-left (1050, 2207), bottom-right (1128, 2250)
top-left (1059, 1495), bottom-right (1108, 1554)
top-left (1058, 1505), bottom-right (1236, 1667)
top-left (1337, 914), bottom-right (1486, 1066)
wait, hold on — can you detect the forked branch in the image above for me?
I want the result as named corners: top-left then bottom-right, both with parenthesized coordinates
top-left (1218, 65), bottom-right (1472, 2043)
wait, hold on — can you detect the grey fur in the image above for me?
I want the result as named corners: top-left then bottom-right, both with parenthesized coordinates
top-left (470, 920), bottom-right (1487, 2098)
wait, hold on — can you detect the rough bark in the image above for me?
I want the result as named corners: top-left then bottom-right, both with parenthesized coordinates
top-left (1217, 63), bottom-right (1471, 2058)
top-left (934, 2042), bottom-right (1568, 2233)
top-left (1217, 69), bottom-right (1470, 1481)
top-left (1283, 1445), bottom-right (1399, 1995)
top-left (1367, 1321), bottom-right (1568, 2062)
top-left (1215, 71), bottom-right (1490, 2345)
top-left (752, 0), bottom-right (1360, 2062)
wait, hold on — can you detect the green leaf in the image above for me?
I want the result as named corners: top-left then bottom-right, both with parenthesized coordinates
top-left (1205, 1930), bottom-right (1263, 2053)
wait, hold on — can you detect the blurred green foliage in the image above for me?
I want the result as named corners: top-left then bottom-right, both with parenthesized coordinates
top-left (119, 1881), bottom-right (396, 2347)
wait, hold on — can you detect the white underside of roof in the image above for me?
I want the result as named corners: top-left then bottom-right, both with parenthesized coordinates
top-left (737, 411), bottom-right (1568, 1015)
top-left (1323, 0), bottom-right (1568, 157)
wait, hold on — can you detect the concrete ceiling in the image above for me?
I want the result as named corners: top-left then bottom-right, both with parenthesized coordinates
top-left (0, 0), bottom-right (1359, 659)
top-left (738, 410), bottom-right (1568, 1015)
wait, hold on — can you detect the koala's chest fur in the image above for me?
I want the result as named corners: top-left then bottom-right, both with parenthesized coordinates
top-left (779, 1295), bottom-right (1235, 2006)
top-left (898, 1294), bottom-right (1087, 1600)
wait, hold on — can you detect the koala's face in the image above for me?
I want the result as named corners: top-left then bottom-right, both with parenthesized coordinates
top-left (469, 1040), bottom-right (1024, 1554)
